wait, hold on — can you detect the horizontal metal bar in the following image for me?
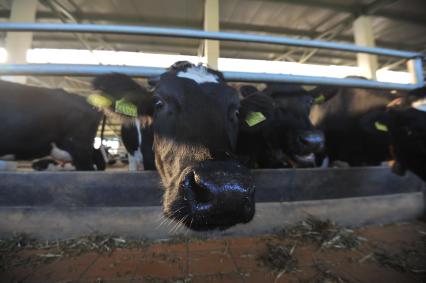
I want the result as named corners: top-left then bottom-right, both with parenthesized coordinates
top-left (0, 23), bottom-right (422, 58)
top-left (0, 64), bottom-right (423, 90)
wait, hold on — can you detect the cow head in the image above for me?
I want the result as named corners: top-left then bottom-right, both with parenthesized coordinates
top-left (94, 62), bottom-right (255, 230)
top-left (238, 84), bottom-right (325, 168)
top-left (362, 87), bottom-right (426, 182)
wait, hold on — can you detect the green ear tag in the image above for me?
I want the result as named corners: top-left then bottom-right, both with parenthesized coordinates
top-left (115, 99), bottom-right (138, 117)
top-left (375, 121), bottom-right (388, 132)
top-left (87, 94), bottom-right (112, 108)
top-left (245, 111), bottom-right (266, 127)
top-left (314, 94), bottom-right (325, 104)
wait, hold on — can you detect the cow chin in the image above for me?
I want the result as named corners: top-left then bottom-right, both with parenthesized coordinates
top-left (162, 160), bottom-right (255, 231)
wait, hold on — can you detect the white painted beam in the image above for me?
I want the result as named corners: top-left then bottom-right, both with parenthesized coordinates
top-left (203, 0), bottom-right (219, 69)
top-left (353, 16), bottom-right (378, 80)
top-left (3, 0), bottom-right (38, 84)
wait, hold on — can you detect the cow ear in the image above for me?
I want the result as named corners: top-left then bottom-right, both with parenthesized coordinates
top-left (359, 110), bottom-right (391, 136)
top-left (148, 75), bottom-right (161, 89)
top-left (308, 86), bottom-right (339, 104)
top-left (92, 73), bottom-right (154, 117)
top-left (238, 93), bottom-right (273, 133)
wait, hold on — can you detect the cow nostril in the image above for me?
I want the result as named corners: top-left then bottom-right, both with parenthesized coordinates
top-left (182, 171), bottom-right (212, 204)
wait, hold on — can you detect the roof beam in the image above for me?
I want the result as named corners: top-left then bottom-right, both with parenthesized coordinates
top-left (0, 10), bottom-right (420, 52)
top-left (262, 0), bottom-right (426, 26)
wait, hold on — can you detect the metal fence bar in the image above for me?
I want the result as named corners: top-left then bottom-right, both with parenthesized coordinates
top-left (0, 23), bottom-right (422, 58)
top-left (0, 64), bottom-right (421, 90)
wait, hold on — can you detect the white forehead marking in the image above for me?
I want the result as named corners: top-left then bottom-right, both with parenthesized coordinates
top-left (412, 98), bottom-right (426, 112)
top-left (177, 66), bottom-right (219, 84)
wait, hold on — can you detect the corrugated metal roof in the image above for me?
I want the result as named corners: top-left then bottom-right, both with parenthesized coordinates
top-left (0, 0), bottom-right (424, 66)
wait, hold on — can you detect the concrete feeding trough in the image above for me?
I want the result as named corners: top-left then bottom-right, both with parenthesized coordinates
top-left (0, 167), bottom-right (424, 239)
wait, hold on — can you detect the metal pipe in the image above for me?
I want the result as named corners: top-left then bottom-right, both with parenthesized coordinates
top-left (0, 22), bottom-right (422, 58)
top-left (0, 64), bottom-right (422, 90)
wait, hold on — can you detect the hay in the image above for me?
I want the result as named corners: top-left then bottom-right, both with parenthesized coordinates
top-left (0, 233), bottom-right (151, 271)
top-left (258, 243), bottom-right (298, 273)
top-left (278, 215), bottom-right (365, 250)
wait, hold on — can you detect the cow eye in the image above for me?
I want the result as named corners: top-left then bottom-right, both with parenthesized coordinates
top-left (153, 97), bottom-right (164, 110)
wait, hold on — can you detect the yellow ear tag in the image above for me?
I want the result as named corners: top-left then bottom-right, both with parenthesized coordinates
top-left (314, 94), bottom-right (326, 104)
top-left (87, 94), bottom-right (112, 108)
top-left (115, 99), bottom-right (138, 117)
top-left (245, 111), bottom-right (266, 127)
top-left (375, 121), bottom-right (388, 132)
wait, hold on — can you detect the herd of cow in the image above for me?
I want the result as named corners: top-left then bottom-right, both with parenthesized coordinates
top-left (0, 60), bottom-right (425, 230)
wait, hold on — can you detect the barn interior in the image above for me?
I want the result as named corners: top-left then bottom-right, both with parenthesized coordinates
top-left (0, 1), bottom-right (426, 282)
top-left (0, 0), bottom-right (425, 159)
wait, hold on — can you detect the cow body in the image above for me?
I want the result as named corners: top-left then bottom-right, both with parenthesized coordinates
top-left (0, 80), bottom-right (102, 170)
top-left (121, 119), bottom-right (155, 171)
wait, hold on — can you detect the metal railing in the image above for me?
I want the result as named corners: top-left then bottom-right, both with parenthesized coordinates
top-left (0, 22), bottom-right (424, 90)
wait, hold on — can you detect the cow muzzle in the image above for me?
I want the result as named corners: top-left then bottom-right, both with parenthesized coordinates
top-left (177, 160), bottom-right (255, 230)
top-left (291, 130), bottom-right (325, 167)
top-left (298, 130), bottom-right (325, 153)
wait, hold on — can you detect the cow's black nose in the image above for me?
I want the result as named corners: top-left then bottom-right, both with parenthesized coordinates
top-left (179, 160), bottom-right (255, 230)
top-left (299, 130), bottom-right (325, 153)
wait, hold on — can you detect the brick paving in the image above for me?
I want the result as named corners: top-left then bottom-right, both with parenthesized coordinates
top-left (1, 221), bottom-right (425, 283)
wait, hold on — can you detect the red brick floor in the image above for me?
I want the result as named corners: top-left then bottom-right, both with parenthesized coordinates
top-left (1, 221), bottom-right (425, 283)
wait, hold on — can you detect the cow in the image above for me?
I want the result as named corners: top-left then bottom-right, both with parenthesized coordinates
top-left (93, 61), bottom-right (255, 230)
top-left (32, 147), bottom-right (106, 171)
top-left (93, 73), bottom-right (156, 172)
top-left (360, 87), bottom-right (426, 182)
top-left (0, 80), bottom-right (102, 170)
top-left (237, 83), bottom-right (325, 168)
top-left (310, 80), bottom-right (426, 182)
top-left (310, 80), bottom-right (401, 167)
top-left (0, 78), bottom-right (150, 171)
top-left (120, 120), bottom-right (155, 171)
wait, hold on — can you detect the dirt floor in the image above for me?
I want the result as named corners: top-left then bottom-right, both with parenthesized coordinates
top-left (1, 219), bottom-right (425, 283)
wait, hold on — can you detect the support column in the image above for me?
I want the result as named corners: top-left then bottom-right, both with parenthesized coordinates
top-left (3, 0), bottom-right (38, 84)
top-left (353, 16), bottom-right (378, 80)
top-left (407, 58), bottom-right (424, 86)
top-left (203, 0), bottom-right (219, 70)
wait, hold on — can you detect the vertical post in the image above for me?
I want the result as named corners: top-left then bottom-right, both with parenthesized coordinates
top-left (353, 16), bottom-right (378, 80)
top-left (3, 0), bottom-right (38, 84)
top-left (407, 58), bottom-right (425, 87)
top-left (203, 0), bottom-right (219, 70)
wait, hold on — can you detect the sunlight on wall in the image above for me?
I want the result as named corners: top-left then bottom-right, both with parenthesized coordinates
top-left (0, 48), bottom-right (411, 84)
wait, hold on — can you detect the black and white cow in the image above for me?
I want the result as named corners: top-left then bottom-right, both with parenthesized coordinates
top-left (0, 80), bottom-right (102, 170)
top-left (94, 61), bottom-right (255, 230)
top-left (237, 83), bottom-right (325, 168)
top-left (120, 121), bottom-right (155, 171)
